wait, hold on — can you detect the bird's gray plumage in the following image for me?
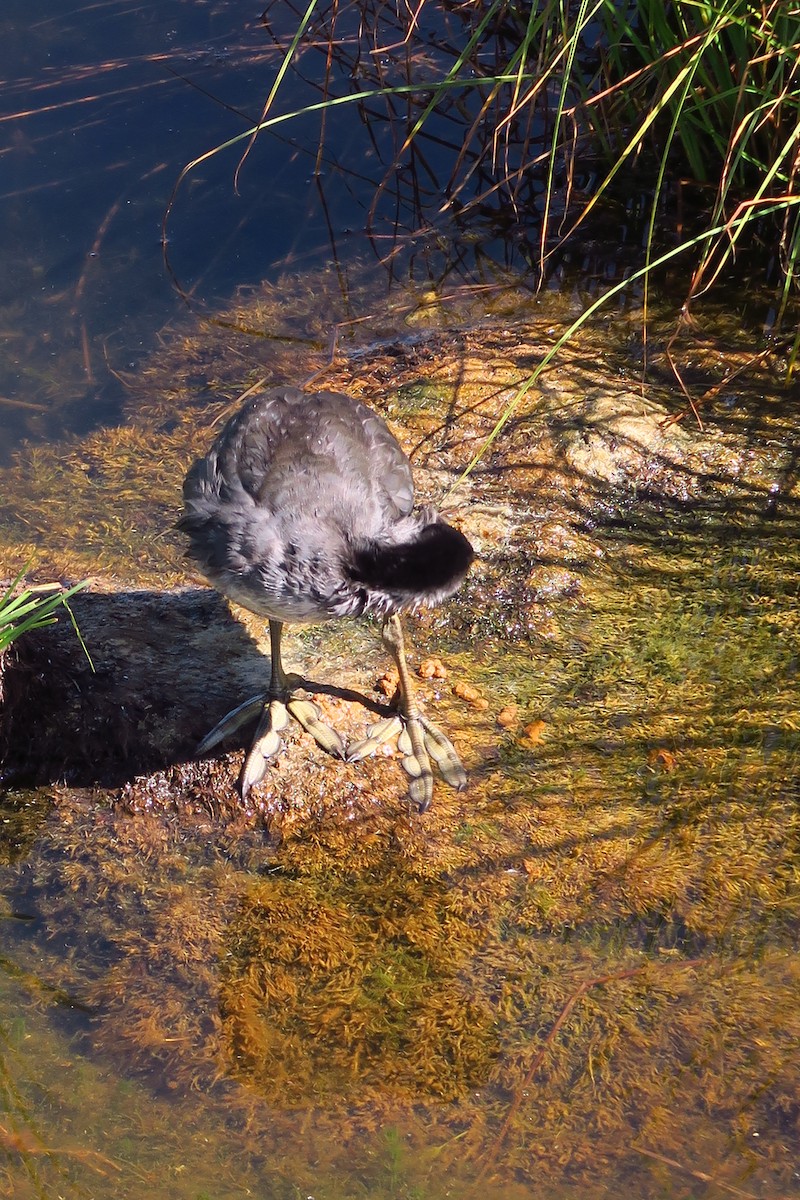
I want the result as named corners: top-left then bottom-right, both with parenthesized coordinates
top-left (178, 385), bottom-right (473, 809)
top-left (179, 386), bottom-right (473, 624)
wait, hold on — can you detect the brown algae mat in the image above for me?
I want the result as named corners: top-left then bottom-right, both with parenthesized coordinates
top-left (0, 275), bottom-right (799, 1199)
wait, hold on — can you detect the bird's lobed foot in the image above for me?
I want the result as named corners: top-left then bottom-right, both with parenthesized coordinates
top-left (195, 690), bottom-right (346, 800)
top-left (196, 690), bottom-right (464, 810)
top-left (286, 698), bottom-right (346, 759)
top-left (412, 715), bottom-right (468, 790)
top-left (238, 698), bottom-right (290, 799)
top-left (348, 712), bottom-right (467, 811)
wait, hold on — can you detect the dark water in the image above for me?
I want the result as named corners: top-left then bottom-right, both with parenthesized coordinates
top-left (1, 0), bottom-right (543, 461)
top-left (1, 1), bottom-right (344, 453)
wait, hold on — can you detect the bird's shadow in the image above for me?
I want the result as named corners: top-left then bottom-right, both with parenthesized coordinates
top-left (0, 587), bottom-right (392, 790)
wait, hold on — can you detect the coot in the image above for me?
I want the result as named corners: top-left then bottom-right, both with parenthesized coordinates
top-left (178, 386), bottom-right (474, 810)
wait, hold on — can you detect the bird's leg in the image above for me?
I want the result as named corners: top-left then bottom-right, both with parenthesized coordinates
top-left (236, 619), bottom-right (293, 798)
top-left (348, 613), bottom-right (467, 811)
top-left (386, 613), bottom-right (435, 811)
top-left (196, 618), bottom-right (345, 800)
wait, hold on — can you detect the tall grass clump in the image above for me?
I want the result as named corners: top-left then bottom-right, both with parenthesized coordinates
top-left (172, 1), bottom-right (800, 368)
top-left (592, 0), bottom-right (800, 344)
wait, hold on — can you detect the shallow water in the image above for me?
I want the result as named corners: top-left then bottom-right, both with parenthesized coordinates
top-left (1, 558), bottom-right (798, 1197)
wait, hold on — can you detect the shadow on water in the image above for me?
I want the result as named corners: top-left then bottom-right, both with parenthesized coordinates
top-left (0, 585), bottom-right (404, 796)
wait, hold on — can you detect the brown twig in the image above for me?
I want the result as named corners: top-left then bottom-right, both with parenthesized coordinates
top-left (634, 1145), bottom-right (792, 1200)
top-left (0, 1123), bottom-right (121, 1178)
top-left (662, 337), bottom-right (774, 430)
top-left (0, 396), bottom-right (48, 412)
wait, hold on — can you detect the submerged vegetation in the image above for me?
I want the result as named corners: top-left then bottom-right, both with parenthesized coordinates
top-left (0, 286), bottom-right (798, 1196)
top-left (2, 503), bottom-right (799, 1197)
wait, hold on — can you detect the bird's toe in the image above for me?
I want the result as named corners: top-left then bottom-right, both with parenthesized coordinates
top-left (287, 698), bottom-right (347, 759)
top-left (238, 699), bottom-right (289, 799)
top-left (195, 693), bottom-right (266, 756)
top-left (419, 715), bottom-right (468, 791)
top-left (407, 771), bottom-right (434, 812)
top-left (351, 712), bottom-right (464, 810)
top-left (347, 715), bottom-right (403, 763)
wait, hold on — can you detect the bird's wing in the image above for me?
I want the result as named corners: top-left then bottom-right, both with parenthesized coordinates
top-left (185, 387), bottom-right (415, 524)
top-left (351, 405), bottom-right (415, 518)
top-left (219, 388), bottom-right (296, 503)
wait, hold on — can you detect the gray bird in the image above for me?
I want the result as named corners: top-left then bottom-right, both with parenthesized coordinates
top-left (178, 385), bottom-right (474, 809)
